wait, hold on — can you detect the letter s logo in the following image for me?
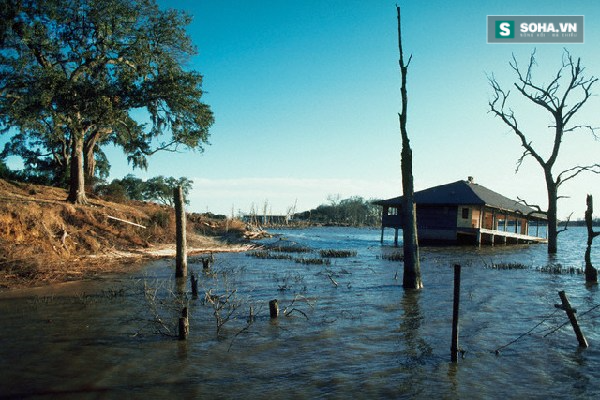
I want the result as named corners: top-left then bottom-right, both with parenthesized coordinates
top-left (495, 20), bottom-right (514, 39)
top-left (499, 22), bottom-right (511, 36)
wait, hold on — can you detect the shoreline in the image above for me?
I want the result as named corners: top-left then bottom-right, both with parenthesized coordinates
top-left (0, 179), bottom-right (268, 293)
top-left (0, 241), bottom-right (257, 298)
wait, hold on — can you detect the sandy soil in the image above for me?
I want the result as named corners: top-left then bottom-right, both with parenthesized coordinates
top-left (0, 178), bottom-right (265, 291)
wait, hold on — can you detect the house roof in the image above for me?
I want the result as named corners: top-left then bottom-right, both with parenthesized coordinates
top-left (374, 180), bottom-right (546, 220)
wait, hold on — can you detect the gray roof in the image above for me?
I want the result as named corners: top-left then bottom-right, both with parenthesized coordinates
top-left (374, 180), bottom-right (546, 220)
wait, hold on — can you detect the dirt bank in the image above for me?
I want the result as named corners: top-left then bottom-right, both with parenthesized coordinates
top-left (0, 179), bottom-right (265, 290)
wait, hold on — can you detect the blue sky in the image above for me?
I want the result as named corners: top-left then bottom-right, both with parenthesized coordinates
top-left (5, 1), bottom-right (600, 218)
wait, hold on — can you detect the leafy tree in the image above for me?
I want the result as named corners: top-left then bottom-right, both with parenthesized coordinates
top-left (97, 174), bottom-right (192, 206)
top-left (294, 196), bottom-right (380, 226)
top-left (119, 174), bottom-right (145, 201)
top-left (0, 158), bottom-right (13, 180)
top-left (1, 0), bottom-right (213, 204)
top-left (489, 50), bottom-right (600, 253)
top-left (143, 176), bottom-right (193, 206)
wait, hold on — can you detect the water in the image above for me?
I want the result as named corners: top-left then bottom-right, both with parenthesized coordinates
top-left (1, 227), bottom-right (600, 399)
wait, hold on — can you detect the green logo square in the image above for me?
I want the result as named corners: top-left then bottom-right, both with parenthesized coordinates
top-left (495, 21), bottom-right (514, 38)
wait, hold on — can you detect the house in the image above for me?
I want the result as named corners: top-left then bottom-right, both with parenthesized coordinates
top-left (373, 177), bottom-right (547, 246)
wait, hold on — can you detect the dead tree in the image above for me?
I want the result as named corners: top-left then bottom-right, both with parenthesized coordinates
top-left (397, 5), bottom-right (422, 289)
top-left (585, 195), bottom-right (599, 283)
top-left (489, 50), bottom-right (600, 254)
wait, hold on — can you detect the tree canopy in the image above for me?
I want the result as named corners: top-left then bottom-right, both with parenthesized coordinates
top-left (0, 0), bottom-right (213, 203)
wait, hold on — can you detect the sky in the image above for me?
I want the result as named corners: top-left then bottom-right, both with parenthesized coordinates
top-left (4, 0), bottom-right (600, 219)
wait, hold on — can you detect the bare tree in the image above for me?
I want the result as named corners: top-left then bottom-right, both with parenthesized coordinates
top-left (489, 50), bottom-right (600, 253)
top-left (397, 6), bottom-right (422, 289)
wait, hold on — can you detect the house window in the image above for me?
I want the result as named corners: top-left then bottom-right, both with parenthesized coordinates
top-left (461, 207), bottom-right (469, 219)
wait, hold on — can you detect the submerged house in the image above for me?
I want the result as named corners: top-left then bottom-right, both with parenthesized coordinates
top-left (374, 177), bottom-right (547, 246)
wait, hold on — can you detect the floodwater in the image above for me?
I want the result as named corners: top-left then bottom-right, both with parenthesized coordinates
top-left (1, 227), bottom-right (600, 399)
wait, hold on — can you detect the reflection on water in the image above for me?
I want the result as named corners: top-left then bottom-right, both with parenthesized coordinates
top-left (1, 227), bottom-right (600, 398)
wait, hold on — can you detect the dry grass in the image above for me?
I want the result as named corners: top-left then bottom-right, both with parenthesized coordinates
top-left (0, 179), bottom-right (257, 289)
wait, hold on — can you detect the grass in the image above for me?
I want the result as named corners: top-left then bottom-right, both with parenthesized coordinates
top-left (489, 262), bottom-right (529, 270)
top-left (246, 251), bottom-right (293, 260)
top-left (294, 257), bottom-right (331, 266)
top-left (263, 243), bottom-right (313, 253)
top-left (379, 251), bottom-right (404, 261)
top-left (319, 249), bottom-right (357, 258)
top-left (537, 264), bottom-right (584, 275)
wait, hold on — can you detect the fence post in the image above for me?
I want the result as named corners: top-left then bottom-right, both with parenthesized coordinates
top-left (556, 290), bottom-right (588, 348)
top-left (451, 264), bottom-right (461, 362)
top-left (174, 186), bottom-right (187, 278)
top-left (269, 299), bottom-right (279, 319)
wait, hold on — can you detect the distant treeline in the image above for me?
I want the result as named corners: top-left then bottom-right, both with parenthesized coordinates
top-left (293, 196), bottom-right (381, 227)
top-left (560, 219), bottom-right (600, 227)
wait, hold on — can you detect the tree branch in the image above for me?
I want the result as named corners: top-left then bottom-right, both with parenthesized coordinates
top-left (556, 164), bottom-right (600, 188)
top-left (517, 197), bottom-right (547, 215)
top-left (488, 76), bottom-right (546, 168)
top-left (557, 212), bottom-right (573, 235)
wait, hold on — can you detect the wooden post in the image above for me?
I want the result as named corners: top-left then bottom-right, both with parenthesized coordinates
top-left (178, 307), bottom-right (189, 341)
top-left (451, 264), bottom-right (461, 362)
top-left (555, 291), bottom-right (588, 348)
top-left (191, 272), bottom-right (198, 298)
top-left (174, 186), bottom-right (187, 278)
top-left (584, 195), bottom-right (599, 283)
top-left (269, 299), bottom-right (279, 319)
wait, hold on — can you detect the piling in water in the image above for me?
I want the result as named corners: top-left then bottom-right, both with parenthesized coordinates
top-left (269, 299), bottom-right (279, 319)
top-left (191, 273), bottom-right (198, 298)
top-left (451, 264), bottom-right (461, 362)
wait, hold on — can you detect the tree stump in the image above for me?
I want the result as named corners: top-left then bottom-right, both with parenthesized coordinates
top-left (178, 307), bottom-right (189, 341)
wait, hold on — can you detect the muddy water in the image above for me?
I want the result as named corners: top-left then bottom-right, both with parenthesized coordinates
top-left (1, 227), bottom-right (600, 398)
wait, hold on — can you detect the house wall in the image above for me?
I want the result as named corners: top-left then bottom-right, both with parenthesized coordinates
top-left (456, 205), bottom-right (480, 228)
top-left (381, 206), bottom-right (402, 228)
top-left (416, 205), bottom-right (457, 229)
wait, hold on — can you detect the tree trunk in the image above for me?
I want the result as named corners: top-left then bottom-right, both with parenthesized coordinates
top-left (83, 135), bottom-right (97, 185)
top-left (67, 133), bottom-right (88, 204)
top-left (545, 171), bottom-right (558, 254)
top-left (174, 186), bottom-right (187, 278)
top-left (585, 194), bottom-right (598, 283)
top-left (397, 5), bottom-right (422, 290)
